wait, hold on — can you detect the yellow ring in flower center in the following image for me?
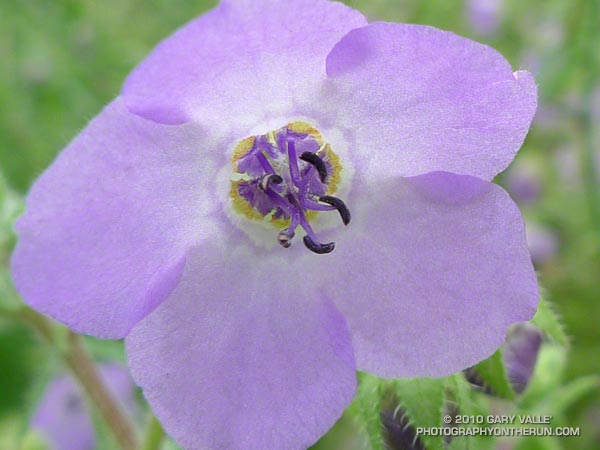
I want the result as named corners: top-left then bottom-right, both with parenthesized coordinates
top-left (229, 121), bottom-right (342, 229)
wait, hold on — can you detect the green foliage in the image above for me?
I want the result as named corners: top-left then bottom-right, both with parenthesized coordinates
top-left (475, 349), bottom-right (515, 400)
top-left (533, 374), bottom-right (600, 417)
top-left (521, 344), bottom-right (568, 407)
top-left (0, 173), bottom-right (23, 313)
top-left (0, 324), bottom-right (39, 418)
top-left (390, 378), bottom-right (446, 450)
top-left (532, 298), bottom-right (569, 346)
top-left (19, 430), bottom-right (49, 450)
top-left (348, 373), bottom-right (386, 450)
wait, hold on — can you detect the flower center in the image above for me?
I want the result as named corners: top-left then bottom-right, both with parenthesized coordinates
top-left (230, 121), bottom-right (350, 254)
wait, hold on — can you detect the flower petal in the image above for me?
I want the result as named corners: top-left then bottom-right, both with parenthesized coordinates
top-left (11, 98), bottom-right (220, 338)
top-left (122, 0), bottom-right (366, 126)
top-left (325, 23), bottom-right (537, 180)
top-left (326, 171), bottom-right (539, 377)
top-left (126, 243), bottom-right (356, 450)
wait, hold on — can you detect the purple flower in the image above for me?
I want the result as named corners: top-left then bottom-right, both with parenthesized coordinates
top-left (466, 0), bottom-right (503, 36)
top-left (30, 364), bottom-right (136, 450)
top-left (11, 1), bottom-right (539, 449)
top-left (504, 162), bottom-right (541, 205)
top-left (502, 323), bottom-right (543, 393)
top-left (526, 221), bottom-right (559, 266)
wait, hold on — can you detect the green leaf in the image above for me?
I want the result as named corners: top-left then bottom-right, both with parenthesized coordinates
top-left (391, 377), bottom-right (446, 450)
top-left (0, 170), bottom-right (23, 252)
top-left (0, 171), bottom-right (25, 313)
top-left (346, 372), bottom-right (386, 450)
top-left (447, 374), bottom-right (475, 415)
top-left (311, 373), bottom-right (388, 450)
top-left (535, 375), bottom-right (600, 416)
top-left (444, 375), bottom-right (472, 450)
top-left (446, 434), bottom-right (496, 450)
top-left (531, 298), bottom-right (569, 347)
top-left (19, 430), bottom-right (50, 450)
top-left (513, 436), bottom-right (564, 450)
top-left (0, 269), bottom-right (24, 313)
top-left (520, 344), bottom-right (567, 407)
top-left (0, 322), bottom-right (50, 419)
top-left (309, 410), bottom-right (367, 450)
top-left (446, 372), bottom-right (491, 417)
top-left (474, 349), bottom-right (515, 400)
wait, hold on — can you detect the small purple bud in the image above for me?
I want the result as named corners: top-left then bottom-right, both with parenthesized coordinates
top-left (502, 323), bottom-right (543, 394)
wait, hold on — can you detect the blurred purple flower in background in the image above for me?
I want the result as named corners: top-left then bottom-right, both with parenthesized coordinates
top-left (505, 161), bottom-right (542, 205)
top-left (466, 0), bottom-right (503, 36)
top-left (552, 78), bottom-right (600, 202)
top-left (11, 0), bottom-right (539, 448)
top-left (30, 364), bottom-right (136, 450)
top-left (502, 160), bottom-right (560, 265)
top-left (502, 323), bottom-right (543, 393)
top-left (554, 145), bottom-right (576, 184)
top-left (554, 144), bottom-right (600, 189)
top-left (526, 221), bottom-right (559, 266)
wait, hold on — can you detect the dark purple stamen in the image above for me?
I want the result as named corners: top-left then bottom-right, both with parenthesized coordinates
top-left (300, 151), bottom-right (328, 183)
top-left (303, 235), bottom-right (335, 254)
top-left (319, 195), bottom-right (351, 226)
top-left (300, 198), bottom-right (336, 212)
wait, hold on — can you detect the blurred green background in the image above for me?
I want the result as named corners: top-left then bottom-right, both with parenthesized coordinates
top-left (1, 0), bottom-right (599, 449)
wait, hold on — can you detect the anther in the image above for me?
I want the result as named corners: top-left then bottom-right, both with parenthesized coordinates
top-left (277, 229), bottom-right (294, 248)
top-left (258, 173), bottom-right (283, 192)
top-left (319, 195), bottom-right (351, 226)
top-left (303, 235), bottom-right (335, 254)
top-left (300, 152), bottom-right (328, 183)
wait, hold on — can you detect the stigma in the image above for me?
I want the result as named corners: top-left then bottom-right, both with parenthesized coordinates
top-left (230, 122), bottom-right (350, 254)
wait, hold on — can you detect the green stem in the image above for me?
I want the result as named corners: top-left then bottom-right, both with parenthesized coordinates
top-left (18, 307), bottom-right (139, 450)
top-left (142, 413), bottom-right (166, 450)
